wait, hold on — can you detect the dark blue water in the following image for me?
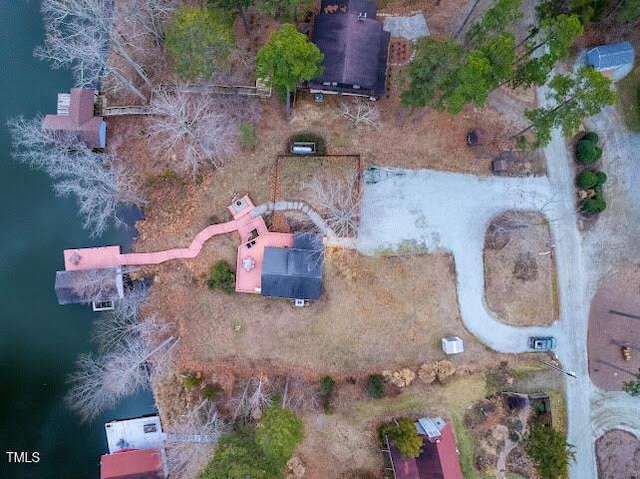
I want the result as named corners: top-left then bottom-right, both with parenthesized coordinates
top-left (0, 2), bottom-right (154, 477)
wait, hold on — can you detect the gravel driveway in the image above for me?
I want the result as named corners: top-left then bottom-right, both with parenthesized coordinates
top-left (357, 169), bottom-right (564, 351)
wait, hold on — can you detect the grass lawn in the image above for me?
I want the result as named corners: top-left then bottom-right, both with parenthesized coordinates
top-left (617, 65), bottom-right (640, 132)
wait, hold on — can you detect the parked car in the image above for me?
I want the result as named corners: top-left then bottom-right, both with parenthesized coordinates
top-left (529, 336), bottom-right (556, 350)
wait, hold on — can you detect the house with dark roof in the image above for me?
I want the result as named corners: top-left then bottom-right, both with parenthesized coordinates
top-left (43, 88), bottom-right (106, 148)
top-left (308, 0), bottom-right (390, 99)
top-left (587, 41), bottom-right (635, 81)
top-left (386, 417), bottom-right (463, 479)
top-left (261, 234), bottom-right (324, 301)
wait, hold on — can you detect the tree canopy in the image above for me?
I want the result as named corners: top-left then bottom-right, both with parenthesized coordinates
top-left (524, 67), bottom-right (616, 146)
top-left (200, 429), bottom-right (277, 479)
top-left (537, 0), bottom-right (609, 25)
top-left (256, 407), bottom-right (305, 466)
top-left (256, 23), bottom-right (323, 96)
top-left (524, 424), bottom-right (575, 479)
top-left (165, 7), bottom-right (234, 82)
top-left (403, 1), bottom-right (583, 112)
top-left (380, 418), bottom-right (423, 458)
top-left (201, 407), bottom-right (304, 479)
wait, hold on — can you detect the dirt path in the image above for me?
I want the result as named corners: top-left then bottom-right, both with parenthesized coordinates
top-left (496, 401), bottom-right (530, 479)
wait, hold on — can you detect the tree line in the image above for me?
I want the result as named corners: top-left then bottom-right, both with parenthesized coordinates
top-left (402, 0), bottom-right (617, 146)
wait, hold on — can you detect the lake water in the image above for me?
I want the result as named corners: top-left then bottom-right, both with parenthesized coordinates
top-left (0, 2), bottom-right (154, 477)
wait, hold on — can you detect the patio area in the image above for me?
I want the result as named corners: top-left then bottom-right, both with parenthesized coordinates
top-left (61, 195), bottom-right (295, 296)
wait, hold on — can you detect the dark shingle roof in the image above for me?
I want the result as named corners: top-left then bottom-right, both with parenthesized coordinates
top-left (587, 41), bottom-right (635, 70)
top-left (261, 234), bottom-right (323, 300)
top-left (312, 9), bottom-right (390, 95)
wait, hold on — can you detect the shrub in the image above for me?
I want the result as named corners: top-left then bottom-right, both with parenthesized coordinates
top-left (320, 376), bottom-right (335, 413)
top-left (623, 369), bottom-right (640, 396)
top-left (596, 171), bottom-right (607, 185)
top-left (380, 419), bottom-right (423, 458)
top-left (256, 407), bottom-right (304, 467)
top-left (207, 260), bottom-right (235, 293)
top-left (582, 131), bottom-right (599, 143)
top-left (184, 373), bottom-right (201, 391)
top-left (576, 169), bottom-right (599, 188)
top-left (291, 131), bottom-right (327, 155)
top-left (201, 428), bottom-right (280, 479)
top-left (202, 385), bottom-right (217, 400)
top-left (239, 122), bottom-right (256, 151)
top-left (367, 375), bottom-right (385, 399)
top-left (524, 424), bottom-right (575, 479)
top-left (581, 198), bottom-right (607, 214)
top-left (575, 139), bottom-right (602, 164)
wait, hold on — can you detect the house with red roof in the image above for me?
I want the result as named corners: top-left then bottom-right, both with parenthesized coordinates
top-left (385, 417), bottom-right (463, 479)
top-left (43, 87), bottom-right (106, 148)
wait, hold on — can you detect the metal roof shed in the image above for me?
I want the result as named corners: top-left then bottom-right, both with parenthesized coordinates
top-left (442, 336), bottom-right (464, 355)
top-left (587, 41), bottom-right (635, 71)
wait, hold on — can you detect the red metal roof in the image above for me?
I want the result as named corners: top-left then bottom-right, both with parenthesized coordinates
top-left (100, 448), bottom-right (164, 479)
top-left (389, 422), bottom-right (463, 479)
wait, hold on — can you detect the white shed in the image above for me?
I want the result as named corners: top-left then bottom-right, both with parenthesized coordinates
top-left (442, 336), bottom-right (464, 355)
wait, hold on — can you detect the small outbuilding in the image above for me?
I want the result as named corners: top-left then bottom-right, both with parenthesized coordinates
top-left (587, 41), bottom-right (635, 80)
top-left (261, 233), bottom-right (324, 301)
top-left (442, 336), bottom-right (464, 355)
top-left (43, 87), bottom-right (106, 148)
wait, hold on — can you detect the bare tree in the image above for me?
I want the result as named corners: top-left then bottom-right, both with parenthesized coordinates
top-left (308, 170), bottom-right (361, 237)
top-left (147, 90), bottom-right (236, 177)
top-left (338, 99), bottom-right (381, 129)
top-left (67, 333), bottom-right (177, 422)
top-left (228, 377), bottom-right (273, 423)
top-left (8, 116), bottom-right (147, 237)
top-left (92, 281), bottom-right (151, 352)
top-left (281, 376), bottom-right (320, 414)
top-left (121, 0), bottom-right (179, 47)
top-left (165, 400), bottom-right (226, 479)
top-left (35, 0), bottom-right (158, 101)
top-left (68, 267), bottom-right (122, 304)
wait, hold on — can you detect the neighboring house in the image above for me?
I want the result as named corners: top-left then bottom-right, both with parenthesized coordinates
top-left (586, 41), bottom-right (635, 81)
top-left (101, 415), bottom-right (167, 479)
top-left (308, 0), bottom-right (390, 99)
top-left (386, 417), bottom-right (464, 479)
top-left (43, 87), bottom-right (106, 148)
top-left (261, 234), bottom-right (324, 301)
top-left (54, 267), bottom-right (124, 311)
